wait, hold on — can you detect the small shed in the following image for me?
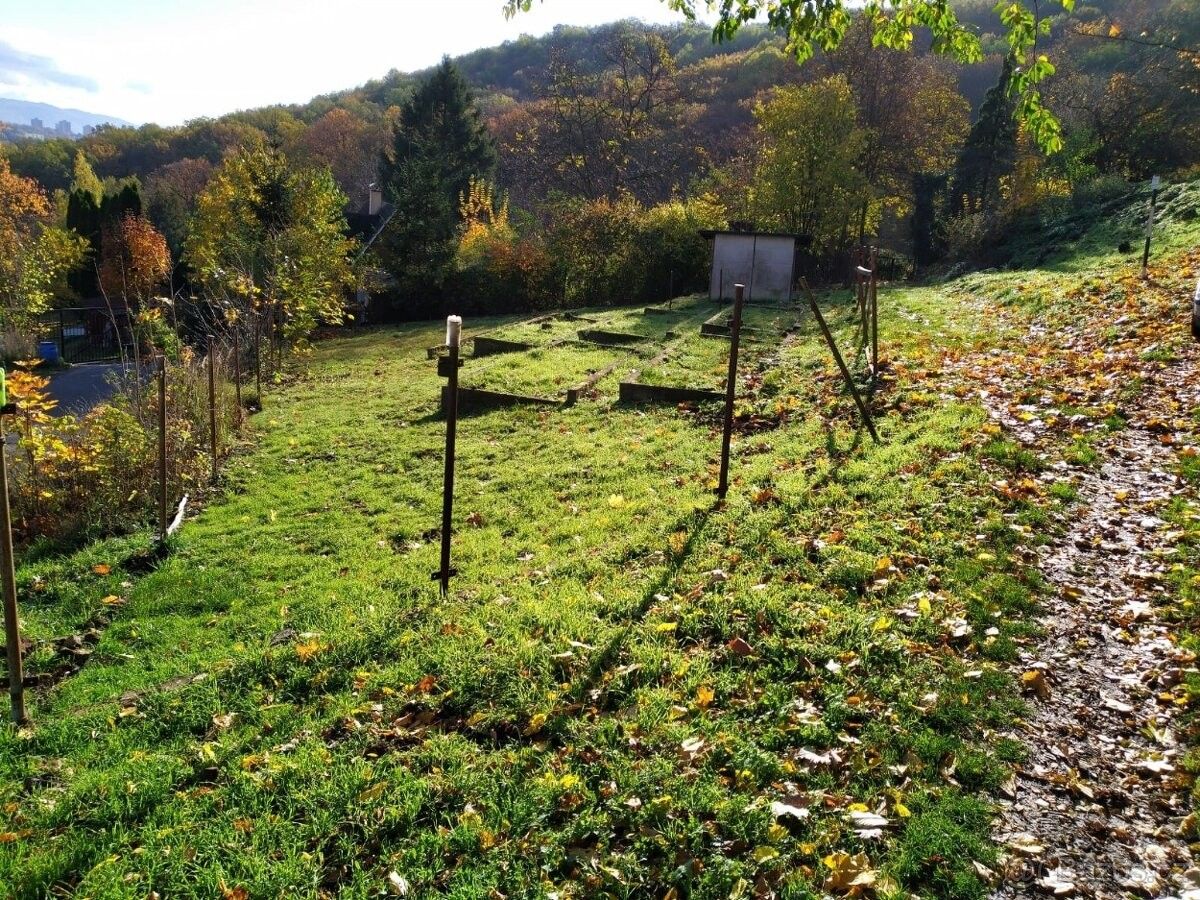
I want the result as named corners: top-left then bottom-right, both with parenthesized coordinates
top-left (701, 230), bottom-right (800, 302)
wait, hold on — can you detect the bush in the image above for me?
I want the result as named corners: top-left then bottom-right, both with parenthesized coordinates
top-left (4, 346), bottom-right (243, 548)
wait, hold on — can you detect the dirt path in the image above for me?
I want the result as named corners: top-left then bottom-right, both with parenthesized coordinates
top-left (976, 344), bottom-right (1199, 897)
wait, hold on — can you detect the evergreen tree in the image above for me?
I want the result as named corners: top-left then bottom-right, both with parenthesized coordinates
top-left (950, 60), bottom-right (1017, 216)
top-left (377, 58), bottom-right (496, 312)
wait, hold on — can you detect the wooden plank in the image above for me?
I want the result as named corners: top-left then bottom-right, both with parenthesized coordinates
top-left (577, 329), bottom-right (646, 346)
top-left (472, 336), bottom-right (534, 357)
top-left (441, 386), bottom-right (559, 413)
top-left (618, 382), bottom-right (723, 404)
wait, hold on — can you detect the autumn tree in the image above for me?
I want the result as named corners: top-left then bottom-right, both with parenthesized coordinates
top-left (291, 108), bottom-right (384, 208)
top-left (825, 20), bottom-right (969, 242)
top-left (507, 0), bottom-right (1072, 152)
top-left (747, 77), bottom-right (870, 253)
top-left (0, 158), bottom-right (86, 331)
top-left (185, 144), bottom-right (355, 346)
top-left (99, 214), bottom-right (171, 307)
top-left (145, 157), bottom-right (215, 259)
top-left (517, 29), bottom-right (691, 202)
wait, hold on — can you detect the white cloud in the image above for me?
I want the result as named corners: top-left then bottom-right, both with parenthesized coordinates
top-left (2, 0), bottom-right (701, 125)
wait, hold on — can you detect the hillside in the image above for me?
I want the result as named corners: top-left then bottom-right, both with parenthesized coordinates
top-left (2, 182), bottom-right (1198, 897)
top-left (0, 97), bottom-right (132, 134)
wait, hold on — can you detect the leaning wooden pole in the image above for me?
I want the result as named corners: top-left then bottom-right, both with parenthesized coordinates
top-left (435, 316), bottom-right (462, 596)
top-left (717, 284), bottom-right (745, 500)
top-left (0, 375), bottom-right (26, 724)
top-left (801, 278), bottom-right (879, 444)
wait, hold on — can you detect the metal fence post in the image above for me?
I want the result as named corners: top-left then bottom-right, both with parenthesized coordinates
top-left (0, 398), bottom-right (26, 724)
top-left (434, 316), bottom-right (462, 596)
top-left (717, 284), bottom-right (745, 500)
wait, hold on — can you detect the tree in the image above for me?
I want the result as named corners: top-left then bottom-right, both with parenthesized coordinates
top-left (516, 29), bottom-right (690, 202)
top-left (747, 77), bottom-right (871, 253)
top-left (825, 20), bottom-right (969, 242)
top-left (185, 144), bottom-right (355, 345)
top-left (145, 158), bottom-right (215, 259)
top-left (505, 0), bottom-right (1072, 151)
top-left (99, 214), bottom-right (171, 308)
top-left (951, 60), bottom-right (1019, 216)
top-left (0, 159), bottom-right (86, 331)
top-left (377, 58), bottom-right (496, 306)
top-left (291, 108), bottom-right (384, 208)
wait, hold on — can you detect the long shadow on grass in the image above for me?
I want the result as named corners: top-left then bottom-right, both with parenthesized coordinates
top-left (565, 499), bottom-right (719, 709)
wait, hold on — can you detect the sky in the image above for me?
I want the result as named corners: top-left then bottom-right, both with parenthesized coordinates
top-left (0, 0), bottom-right (700, 127)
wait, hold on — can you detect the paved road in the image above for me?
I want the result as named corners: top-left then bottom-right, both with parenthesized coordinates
top-left (47, 362), bottom-right (131, 417)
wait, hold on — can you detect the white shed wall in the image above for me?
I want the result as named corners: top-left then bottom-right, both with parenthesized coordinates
top-left (708, 234), bottom-right (795, 302)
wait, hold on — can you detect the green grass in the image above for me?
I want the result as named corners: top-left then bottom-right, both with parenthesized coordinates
top-left (1, 283), bottom-right (1050, 898)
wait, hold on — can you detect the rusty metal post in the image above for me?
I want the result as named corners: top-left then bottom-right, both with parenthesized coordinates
top-left (207, 338), bottom-right (218, 483)
top-left (157, 356), bottom-right (167, 541)
top-left (232, 327), bottom-right (243, 426)
top-left (717, 284), bottom-right (745, 500)
top-left (0, 406), bottom-right (25, 724)
top-left (801, 278), bottom-right (879, 443)
top-left (434, 316), bottom-right (462, 596)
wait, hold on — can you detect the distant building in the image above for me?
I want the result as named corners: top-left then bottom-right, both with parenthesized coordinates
top-left (30, 117), bottom-right (42, 130)
top-left (82, 124), bottom-right (94, 135)
top-left (55, 119), bottom-right (72, 136)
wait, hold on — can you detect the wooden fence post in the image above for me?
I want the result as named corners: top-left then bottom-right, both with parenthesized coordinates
top-left (434, 315), bottom-right (462, 596)
top-left (254, 310), bottom-right (262, 403)
top-left (1142, 175), bottom-right (1161, 277)
top-left (717, 284), bottom-right (745, 500)
top-left (869, 246), bottom-right (879, 378)
top-left (208, 338), bottom-right (218, 483)
top-left (157, 356), bottom-right (168, 541)
top-left (232, 327), bottom-right (243, 426)
top-left (0, 382), bottom-right (26, 723)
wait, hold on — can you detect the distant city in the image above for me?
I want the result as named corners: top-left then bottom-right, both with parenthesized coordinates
top-left (0, 97), bottom-right (133, 142)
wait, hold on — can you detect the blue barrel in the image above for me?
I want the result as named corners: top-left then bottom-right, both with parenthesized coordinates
top-left (37, 340), bottom-right (60, 365)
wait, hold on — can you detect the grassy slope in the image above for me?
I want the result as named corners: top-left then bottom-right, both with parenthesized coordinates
top-left (12, 175), bottom-right (1198, 898)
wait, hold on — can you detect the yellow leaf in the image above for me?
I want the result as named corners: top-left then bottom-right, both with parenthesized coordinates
top-left (917, 596), bottom-right (932, 616)
top-left (607, 494), bottom-right (626, 508)
top-left (92, 564), bottom-right (111, 575)
top-left (655, 621), bottom-right (678, 633)
top-left (894, 801), bottom-right (912, 818)
top-left (695, 684), bottom-right (715, 709)
top-left (872, 617), bottom-right (892, 632)
top-left (294, 638), bottom-right (324, 662)
top-left (524, 712), bottom-right (547, 735)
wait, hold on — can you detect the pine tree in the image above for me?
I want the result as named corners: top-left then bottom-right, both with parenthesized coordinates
top-left (377, 58), bottom-right (497, 312)
top-left (950, 60), bottom-right (1017, 216)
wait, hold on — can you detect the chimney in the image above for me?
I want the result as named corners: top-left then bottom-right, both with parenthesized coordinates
top-left (368, 183), bottom-right (382, 216)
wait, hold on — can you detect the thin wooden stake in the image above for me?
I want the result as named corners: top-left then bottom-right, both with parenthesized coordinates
top-left (208, 338), bottom-right (218, 483)
top-left (232, 327), bottom-right (243, 426)
top-left (801, 278), bottom-right (879, 443)
top-left (0, 412), bottom-right (25, 724)
top-left (435, 316), bottom-right (462, 596)
top-left (157, 356), bottom-right (168, 542)
top-left (716, 284), bottom-right (745, 500)
top-left (254, 310), bottom-right (262, 403)
top-left (869, 246), bottom-right (879, 378)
